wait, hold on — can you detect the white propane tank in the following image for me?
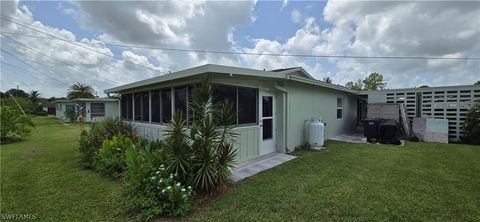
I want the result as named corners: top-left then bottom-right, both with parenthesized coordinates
top-left (308, 117), bottom-right (325, 150)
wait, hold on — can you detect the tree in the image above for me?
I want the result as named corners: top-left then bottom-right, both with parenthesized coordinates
top-left (67, 83), bottom-right (96, 99)
top-left (462, 102), bottom-right (480, 145)
top-left (345, 79), bottom-right (364, 91)
top-left (418, 85), bottom-right (429, 88)
top-left (474, 80), bottom-right (480, 86)
top-left (322, 77), bottom-right (332, 84)
top-left (5, 88), bottom-right (29, 98)
top-left (29, 90), bottom-right (41, 104)
top-left (0, 106), bottom-right (35, 143)
top-left (362, 72), bottom-right (386, 90)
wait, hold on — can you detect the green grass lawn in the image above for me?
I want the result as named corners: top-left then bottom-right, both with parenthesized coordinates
top-left (1, 117), bottom-right (126, 221)
top-left (2, 117), bottom-right (479, 221)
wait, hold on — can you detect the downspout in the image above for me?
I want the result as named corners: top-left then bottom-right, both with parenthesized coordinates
top-left (274, 81), bottom-right (288, 153)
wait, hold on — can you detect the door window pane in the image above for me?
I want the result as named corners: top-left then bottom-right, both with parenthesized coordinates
top-left (263, 119), bottom-right (273, 140)
top-left (262, 96), bottom-right (273, 117)
top-left (161, 89), bottom-right (172, 123)
top-left (238, 87), bottom-right (257, 124)
top-left (174, 86), bottom-right (187, 119)
top-left (142, 91), bottom-right (149, 122)
top-left (134, 93), bottom-right (142, 121)
top-left (151, 90), bottom-right (160, 123)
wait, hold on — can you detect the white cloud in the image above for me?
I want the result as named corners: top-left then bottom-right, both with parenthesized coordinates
top-left (281, 0), bottom-right (288, 11)
top-left (291, 8), bottom-right (301, 23)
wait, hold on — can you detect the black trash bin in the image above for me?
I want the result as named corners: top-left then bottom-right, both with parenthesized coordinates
top-left (360, 118), bottom-right (382, 141)
top-left (378, 119), bottom-right (401, 145)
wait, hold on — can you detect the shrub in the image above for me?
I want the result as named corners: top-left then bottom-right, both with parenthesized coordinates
top-left (124, 141), bottom-right (192, 221)
top-left (64, 108), bottom-right (77, 122)
top-left (0, 106), bottom-right (35, 143)
top-left (94, 136), bottom-right (134, 179)
top-left (79, 117), bottom-right (133, 168)
top-left (164, 78), bottom-right (237, 193)
top-left (462, 102), bottom-right (480, 145)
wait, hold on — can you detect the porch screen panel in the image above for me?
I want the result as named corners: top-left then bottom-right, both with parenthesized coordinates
top-left (238, 87), bottom-right (257, 124)
top-left (121, 94), bottom-right (133, 120)
top-left (151, 90), bottom-right (160, 123)
top-left (174, 86), bottom-right (187, 119)
top-left (134, 93), bottom-right (142, 121)
top-left (142, 91), bottom-right (150, 122)
top-left (161, 89), bottom-right (172, 123)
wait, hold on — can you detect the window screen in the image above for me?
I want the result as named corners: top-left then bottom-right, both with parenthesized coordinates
top-left (134, 93), bottom-right (142, 121)
top-left (161, 88), bottom-right (172, 123)
top-left (151, 90), bottom-right (160, 123)
top-left (174, 86), bottom-right (187, 119)
top-left (91, 103), bottom-right (105, 117)
top-left (121, 94), bottom-right (133, 120)
top-left (238, 87), bottom-right (257, 124)
top-left (142, 91), bottom-right (149, 122)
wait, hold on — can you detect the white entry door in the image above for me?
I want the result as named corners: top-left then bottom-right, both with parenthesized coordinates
top-left (259, 92), bottom-right (275, 156)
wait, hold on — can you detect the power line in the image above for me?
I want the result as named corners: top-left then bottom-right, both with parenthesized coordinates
top-left (0, 16), bottom-right (166, 73)
top-left (2, 27), bottom-right (479, 60)
top-left (1, 49), bottom-right (72, 85)
top-left (1, 44), bottom-right (114, 85)
top-left (1, 33), bottom-right (122, 85)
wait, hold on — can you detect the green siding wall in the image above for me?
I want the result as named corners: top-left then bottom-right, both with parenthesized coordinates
top-left (286, 81), bottom-right (357, 151)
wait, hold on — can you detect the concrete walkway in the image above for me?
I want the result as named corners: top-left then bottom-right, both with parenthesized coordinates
top-left (230, 153), bottom-right (296, 182)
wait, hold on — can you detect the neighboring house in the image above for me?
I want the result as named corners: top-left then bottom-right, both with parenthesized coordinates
top-left (41, 102), bottom-right (56, 115)
top-left (361, 85), bottom-right (480, 141)
top-left (104, 64), bottom-right (358, 163)
top-left (54, 98), bottom-right (120, 123)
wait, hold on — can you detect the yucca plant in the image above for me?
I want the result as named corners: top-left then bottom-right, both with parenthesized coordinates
top-left (164, 76), bottom-right (237, 193)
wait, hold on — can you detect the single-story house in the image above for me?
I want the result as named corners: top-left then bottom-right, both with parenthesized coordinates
top-left (54, 98), bottom-right (120, 122)
top-left (105, 64), bottom-right (358, 163)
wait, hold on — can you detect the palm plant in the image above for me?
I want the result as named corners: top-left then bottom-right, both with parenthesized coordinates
top-left (67, 82), bottom-right (96, 99)
top-left (164, 77), bottom-right (237, 193)
top-left (29, 90), bottom-right (41, 104)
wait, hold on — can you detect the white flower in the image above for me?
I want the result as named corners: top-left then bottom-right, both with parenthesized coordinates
top-left (162, 189), bottom-right (165, 193)
top-left (188, 186), bottom-right (192, 190)
top-left (181, 188), bottom-right (186, 192)
top-left (167, 186), bottom-right (171, 190)
top-left (183, 194), bottom-right (186, 198)
top-left (156, 171), bottom-right (159, 174)
top-left (160, 164), bottom-right (164, 168)
top-left (151, 176), bottom-right (156, 180)
top-left (159, 179), bottom-right (163, 183)
top-left (174, 173), bottom-right (178, 177)
top-left (170, 174), bottom-right (173, 178)
top-left (176, 182), bottom-right (181, 187)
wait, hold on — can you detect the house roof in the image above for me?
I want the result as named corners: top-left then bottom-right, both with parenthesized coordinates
top-left (53, 98), bottom-right (119, 103)
top-left (41, 102), bottom-right (55, 108)
top-left (104, 64), bottom-right (357, 94)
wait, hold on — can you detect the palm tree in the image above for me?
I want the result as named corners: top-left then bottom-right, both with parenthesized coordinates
top-left (67, 82), bottom-right (96, 99)
top-left (29, 90), bottom-right (41, 104)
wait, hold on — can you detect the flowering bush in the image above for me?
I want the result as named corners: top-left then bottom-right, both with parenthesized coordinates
top-left (127, 164), bottom-right (193, 221)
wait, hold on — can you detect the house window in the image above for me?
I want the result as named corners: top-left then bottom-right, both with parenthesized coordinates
top-left (151, 90), bottom-right (160, 123)
top-left (121, 94), bottom-right (133, 120)
top-left (337, 98), bottom-right (343, 119)
top-left (161, 88), bottom-right (172, 123)
top-left (174, 86), bottom-right (187, 119)
top-left (142, 91), bottom-right (150, 122)
top-left (91, 103), bottom-right (105, 117)
top-left (134, 93), bottom-right (142, 121)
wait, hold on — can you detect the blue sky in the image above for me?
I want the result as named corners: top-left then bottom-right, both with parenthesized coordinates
top-left (1, 0), bottom-right (479, 97)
